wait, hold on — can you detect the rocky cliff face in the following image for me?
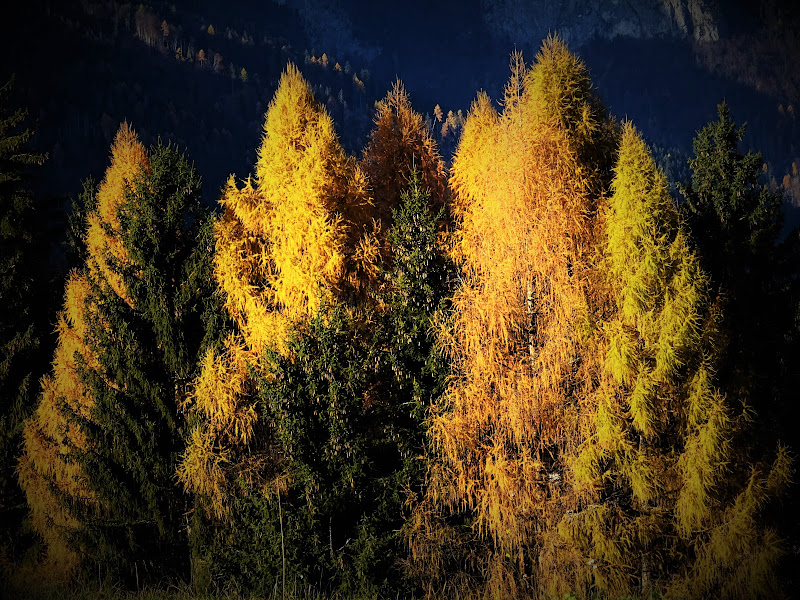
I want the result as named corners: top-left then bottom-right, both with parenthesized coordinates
top-left (482, 0), bottom-right (720, 49)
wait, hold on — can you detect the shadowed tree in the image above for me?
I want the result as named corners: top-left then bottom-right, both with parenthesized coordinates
top-left (18, 124), bottom-right (148, 582)
top-left (678, 102), bottom-right (798, 442)
top-left (562, 122), bottom-right (791, 599)
top-left (17, 126), bottom-right (217, 586)
top-left (0, 76), bottom-right (46, 570)
top-left (678, 101), bottom-right (800, 598)
top-left (70, 141), bottom-right (218, 585)
top-left (680, 103), bottom-right (783, 292)
top-left (226, 170), bottom-right (453, 597)
top-left (380, 169), bottom-right (452, 433)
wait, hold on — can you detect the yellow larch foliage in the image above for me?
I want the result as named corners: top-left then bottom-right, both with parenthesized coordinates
top-left (210, 62), bottom-right (376, 351)
top-left (179, 63), bottom-right (378, 518)
top-left (669, 445), bottom-right (791, 599)
top-left (255, 61), bottom-right (375, 319)
top-left (85, 122), bottom-right (149, 304)
top-left (213, 176), bottom-right (290, 354)
top-left (562, 123), bottom-right (791, 599)
top-left (361, 79), bottom-right (447, 236)
top-left (522, 37), bottom-right (615, 184)
top-left (411, 39), bottom-right (788, 598)
top-left (16, 124), bottom-right (147, 583)
top-left (176, 336), bottom-right (277, 518)
top-left (409, 37), bottom-right (613, 599)
top-left (17, 273), bottom-right (98, 581)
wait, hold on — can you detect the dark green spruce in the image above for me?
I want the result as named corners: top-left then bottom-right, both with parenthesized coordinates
top-left (679, 101), bottom-right (800, 592)
top-left (192, 170), bottom-right (451, 597)
top-left (70, 143), bottom-right (220, 586)
top-left (679, 101), bottom-right (798, 436)
top-left (0, 77), bottom-right (46, 564)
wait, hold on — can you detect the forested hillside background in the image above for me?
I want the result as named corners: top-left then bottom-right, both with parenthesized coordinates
top-left (2, 1), bottom-right (800, 599)
top-left (4, 0), bottom-right (800, 211)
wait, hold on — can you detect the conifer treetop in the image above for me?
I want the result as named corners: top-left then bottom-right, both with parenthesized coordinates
top-left (85, 123), bottom-right (149, 305)
top-left (362, 79), bottom-right (447, 233)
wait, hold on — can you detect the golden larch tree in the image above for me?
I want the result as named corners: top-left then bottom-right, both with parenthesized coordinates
top-left (178, 62), bottom-right (379, 520)
top-left (407, 37), bottom-right (614, 599)
top-left (560, 122), bottom-right (791, 599)
top-left (361, 79), bottom-right (447, 236)
top-left (16, 124), bottom-right (148, 582)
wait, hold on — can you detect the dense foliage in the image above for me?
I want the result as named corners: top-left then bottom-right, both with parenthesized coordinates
top-left (0, 77), bottom-right (47, 570)
top-left (5, 37), bottom-right (799, 600)
top-left (71, 141), bottom-right (219, 585)
top-left (679, 102), bottom-right (798, 436)
top-left (15, 126), bottom-right (218, 585)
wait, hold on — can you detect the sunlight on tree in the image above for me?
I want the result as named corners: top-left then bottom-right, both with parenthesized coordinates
top-left (17, 124), bottom-right (148, 582)
top-left (179, 62), bottom-right (379, 522)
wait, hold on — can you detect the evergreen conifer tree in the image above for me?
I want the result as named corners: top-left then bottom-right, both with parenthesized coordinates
top-left (228, 171), bottom-right (451, 597)
top-left (679, 101), bottom-right (800, 597)
top-left (381, 170), bottom-right (451, 432)
top-left (0, 76), bottom-right (46, 571)
top-left (256, 304), bottom-right (385, 595)
top-left (70, 142), bottom-right (218, 585)
top-left (679, 103), bottom-right (799, 431)
top-left (18, 123), bottom-right (148, 582)
top-left (680, 103), bottom-right (783, 287)
top-left (380, 170), bottom-right (452, 592)
top-left (18, 126), bottom-right (216, 585)
top-left (678, 104), bottom-right (787, 405)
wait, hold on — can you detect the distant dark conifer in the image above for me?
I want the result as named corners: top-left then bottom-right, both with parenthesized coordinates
top-left (680, 102), bottom-right (783, 290)
top-left (0, 76), bottom-right (46, 566)
top-left (678, 102), bottom-right (798, 433)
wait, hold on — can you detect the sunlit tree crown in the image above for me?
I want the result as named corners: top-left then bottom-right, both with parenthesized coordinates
top-left (180, 63), bottom-right (380, 522)
top-left (85, 123), bottom-right (148, 304)
top-left (216, 62), bottom-right (376, 347)
top-left (409, 36), bottom-right (611, 598)
top-left (561, 122), bottom-right (791, 599)
top-left (362, 79), bottom-right (447, 234)
top-left (523, 35), bottom-right (607, 166)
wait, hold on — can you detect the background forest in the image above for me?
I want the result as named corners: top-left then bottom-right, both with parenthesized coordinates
top-left (2, 1), bottom-right (800, 599)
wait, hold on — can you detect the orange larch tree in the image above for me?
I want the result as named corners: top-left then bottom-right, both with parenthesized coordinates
top-left (16, 124), bottom-right (148, 582)
top-left (407, 37), bottom-right (615, 599)
top-left (361, 79), bottom-right (447, 239)
top-left (409, 36), bottom-right (790, 598)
